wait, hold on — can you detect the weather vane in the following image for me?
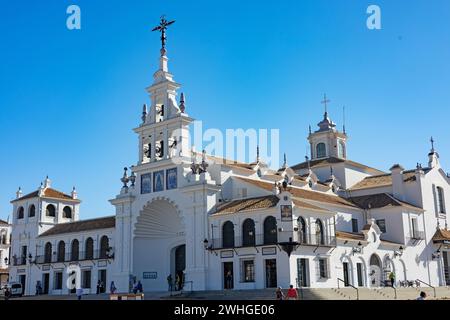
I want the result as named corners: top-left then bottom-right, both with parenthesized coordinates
top-left (152, 15), bottom-right (175, 56)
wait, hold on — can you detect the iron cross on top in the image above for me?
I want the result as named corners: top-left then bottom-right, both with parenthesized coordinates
top-left (152, 15), bottom-right (175, 53)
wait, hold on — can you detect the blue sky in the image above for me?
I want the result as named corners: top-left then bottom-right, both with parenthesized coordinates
top-left (1, 0), bottom-right (449, 221)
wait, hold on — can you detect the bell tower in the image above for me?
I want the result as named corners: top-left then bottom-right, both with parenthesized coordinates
top-left (134, 17), bottom-right (192, 165)
top-left (308, 95), bottom-right (348, 160)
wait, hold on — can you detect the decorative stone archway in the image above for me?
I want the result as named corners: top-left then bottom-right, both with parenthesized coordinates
top-left (132, 198), bottom-right (185, 291)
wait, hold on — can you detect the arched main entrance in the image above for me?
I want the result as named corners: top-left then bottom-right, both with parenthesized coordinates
top-left (369, 254), bottom-right (382, 287)
top-left (133, 199), bottom-right (185, 292)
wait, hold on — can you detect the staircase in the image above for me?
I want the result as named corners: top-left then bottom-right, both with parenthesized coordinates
top-left (165, 286), bottom-right (450, 300)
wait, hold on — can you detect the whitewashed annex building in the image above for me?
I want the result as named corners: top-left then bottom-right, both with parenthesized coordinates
top-left (0, 218), bottom-right (11, 286)
top-left (8, 20), bottom-right (450, 296)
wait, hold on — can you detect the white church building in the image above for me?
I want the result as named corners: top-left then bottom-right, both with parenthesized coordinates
top-left (7, 20), bottom-right (450, 296)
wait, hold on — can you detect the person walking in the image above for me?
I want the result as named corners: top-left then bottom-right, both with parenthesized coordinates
top-left (110, 281), bottom-right (117, 294)
top-left (167, 274), bottom-right (173, 292)
top-left (76, 287), bottom-right (83, 300)
top-left (275, 287), bottom-right (284, 300)
top-left (132, 280), bottom-right (138, 294)
top-left (225, 271), bottom-right (233, 289)
top-left (137, 281), bottom-right (143, 293)
top-left (286, 285), bottom-right (298, 300)
top-left (388, 272), bottom-right (396, 287)
top-left (175, 273), bottom-right (181, 291)
top-left (96, 280), bottom-right (101, 295)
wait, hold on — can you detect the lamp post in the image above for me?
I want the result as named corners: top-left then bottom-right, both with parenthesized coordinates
top-left (394, 246), bottom-right (404, 258)
top-left (432, 248), bottom-right (441, 260)
top-left (352, 241), bottom-right (363, 255)
top-left (278, 237), bottom-right (300, 257)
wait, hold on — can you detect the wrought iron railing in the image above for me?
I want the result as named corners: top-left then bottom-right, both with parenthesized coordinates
top-left (208, 233), bottom-right (336, 250)
top-left (34, 248), bottom-right (114, 264)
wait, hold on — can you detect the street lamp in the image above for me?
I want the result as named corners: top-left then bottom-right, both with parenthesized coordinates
top-left (203, 239), bottom-right (210, 250)
top-left (394, 246), bottom-right (404, 258)
top-left (278, 237), bottom-right (300, 257)
top-left (4, 257), bottom-right (8, 265)
top-left (432, 248), bottom-right (441, 260)
top-left (28, 253), bottom-right (33, 264)
top-left (352, 241), bottom-right (363, 255)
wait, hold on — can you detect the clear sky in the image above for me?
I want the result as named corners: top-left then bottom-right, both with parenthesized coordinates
top-left (1, 0), bottom-right (449, 221)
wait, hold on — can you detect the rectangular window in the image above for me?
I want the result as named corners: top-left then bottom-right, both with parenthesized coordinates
top-left (376, 219), bottom-right (386, 233)
top-left (82, 270), bottom-right (91, 289)
top-left (317, 258), bottom-right (329, 279)
top-left (241, 260), bottom-right (255, 283)
top-left (166, 168), bottom-right (178, 190)
top-left (352, 219), bottom-right (358, 233)
top-left (141, 174), bottom-right (151, 194)
top-left (54, 272), bottom-right (63, 290)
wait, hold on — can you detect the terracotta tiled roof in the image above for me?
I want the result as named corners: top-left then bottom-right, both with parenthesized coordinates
top-left (0, 219), bottom-right (9, 225)
top-left (291, 157), bottom-right (384, 174)
top-left (213, 195), bottom-right (279, 215)
top-left (380, 239), bottom-right (404, 246)
top-left (199, 153), bottom-right (257, 171)
top-left (39, 216), bottom-right (115, 237)
top-left (336, 231), bottom-right (365, 241)
top-left (0, 268), bottom-right (8, 274)
top-left (11, 187), bottom-right (79, 203)
top-left (292, 199), bottom-right (332, 212)
top-left (348, 193), bottom-right (423, 211)
top-left (349, 169), bottom-right (431, 191)
top-left (432, 228), bottom-right (450, 243)
top-left (362, 224), bottom-right (372, 231)
top-left (235, 177), bottom-right (357, 208)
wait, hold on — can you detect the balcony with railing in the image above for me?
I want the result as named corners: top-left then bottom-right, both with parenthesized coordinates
top-left (208, 233), bottom-right (336, 250)
top-left (34, 248), bottom-right (114, 264)
top-left (12, 255), bottom-right (27, 266)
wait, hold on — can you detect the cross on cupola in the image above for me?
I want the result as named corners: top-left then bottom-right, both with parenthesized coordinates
top-left (321, 94), bottom-right (330, 116)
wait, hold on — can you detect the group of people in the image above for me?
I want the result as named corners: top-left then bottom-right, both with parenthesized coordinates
top-left (167, 272), bottom-right (185, 292)
top-left (275, 285), bottom-right (299, 300)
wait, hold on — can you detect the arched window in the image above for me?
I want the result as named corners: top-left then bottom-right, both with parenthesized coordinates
top-left (85, 238), bottom-right (94, 260)
top-left (316, 143), bottom-right (326, 158)
top-left (46, 204), bottom-right (56, 217)
top-left (63, 206), bottom-right (72, 219)
top-left (28, 204), bottom-right (36, 217)
top-left (298, 217), bottom-right (308, 244)
top-left (315, 219), bottom-right (325, 245)
top-left (222, 221), bottom-right (235, 248)
top-left (99, 236), bottom-right (109, 259)
top-left (263, 216), bottom-right (277, 245)
top-left (57, 241), bottom-right (66, 262)
top-left (338, 141), bottom-right (346, 158)
top-left (17, 207), bottom-right (24, 220)
top-left (71, 239), bottom-right (79, 261)
top-left (242, 219), bottom-right (256, 247)
top-left (44, 242), bottom-right (52, 263)
top-left (437, 186), bottom-right (446, 214)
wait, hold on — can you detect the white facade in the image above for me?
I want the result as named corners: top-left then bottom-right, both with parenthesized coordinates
top-left (7, 36), bottom-right (450, 296)
top-left (0, 219), bottom-right (11, 286)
